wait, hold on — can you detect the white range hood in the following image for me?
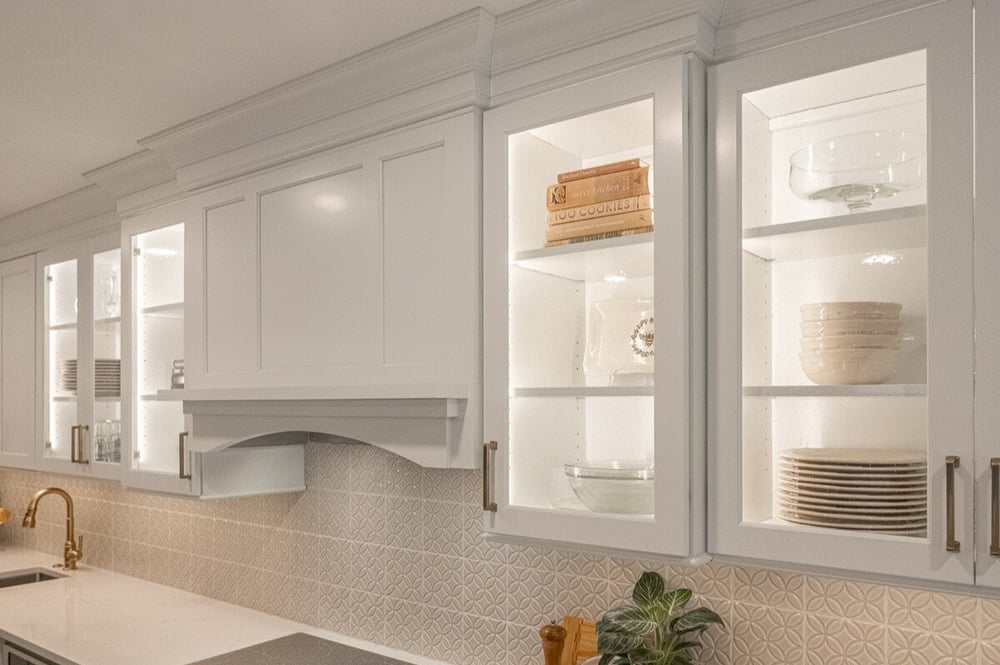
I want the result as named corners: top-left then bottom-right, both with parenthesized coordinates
top-left (160, 385), bottom-right (474, 469)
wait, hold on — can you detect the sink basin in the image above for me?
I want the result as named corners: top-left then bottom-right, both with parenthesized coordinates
top-left (0, 568), bottom-right (64, 588)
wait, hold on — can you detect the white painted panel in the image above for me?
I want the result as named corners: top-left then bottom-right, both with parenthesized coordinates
top-left (0, 257), bottom-right (35, 468)
top-left (382, 144), bottom-right (452, 366)
top-left (259, 166), bottom-right (372, 370)
top-left (136, 399), bottom-right (184, 474)
top-left (204, 200), bottom-right (255, 374)
top-left (136, 224), bottom-right (184, 309)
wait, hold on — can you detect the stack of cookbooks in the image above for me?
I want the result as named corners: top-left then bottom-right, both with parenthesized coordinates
top-left (544, 158), bottom-right (652, 247)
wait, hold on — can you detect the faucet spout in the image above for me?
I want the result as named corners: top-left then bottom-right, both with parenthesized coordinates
top-left (23, 487), bottom-right (83, 570)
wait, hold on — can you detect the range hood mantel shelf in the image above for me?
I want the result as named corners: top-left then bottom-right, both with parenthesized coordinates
top-left (157, 384), bottom-right (468, 401)
top-left (170, 387), bottom-right (474, 469)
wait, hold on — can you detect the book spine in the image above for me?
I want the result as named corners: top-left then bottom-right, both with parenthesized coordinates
top-left (546, 194), bottom-right (652, 226)
top-left (544, 209), bottom-right (653, 243)
top-left (557, 158), bottom-right (642, 183)
top-left (546, 166), bottom-right (650, 211)
top-left (544, 226), bottom-right (653, 247)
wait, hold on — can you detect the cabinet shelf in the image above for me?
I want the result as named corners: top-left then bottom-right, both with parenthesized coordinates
top-left (743, 384), bottom-right (927, 398)
top-left (141, 302), bottom-right (184, 318)
top-left (513, 386), bottom-right (654, 398)
top-left (48, 321), bottom-right (77, 331)
top-left (513, 233), bottom-right (653, 281)
top-left (743, 205), bottom-right (926, 261)
top-left (53, 394), bottom-right (121, 402)
top-left (95, 315), bottom-right (121, 326)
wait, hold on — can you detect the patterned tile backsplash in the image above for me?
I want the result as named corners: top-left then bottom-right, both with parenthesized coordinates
top-left (0, 442), bottom-right (994, 665)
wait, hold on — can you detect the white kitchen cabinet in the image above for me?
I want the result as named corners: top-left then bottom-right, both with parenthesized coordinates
top-left (36, 231), bottom-right (123, 479)
top-left (974, 0), bottom-right (1000, 590)
top-left (0, 256), bottom-right (36, 470)
top-left (120, 201), bottom-right (305, 497)
top-left (120, 202), bottom-right (191, 493)
top-left (482, 55), bottom-right (707, 556)
top-left (183, 112), bottom-right (480, 399)
top-left (708, 0), bottom-right (974, 583)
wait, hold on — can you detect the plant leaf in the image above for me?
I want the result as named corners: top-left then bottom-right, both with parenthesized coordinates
top-left (632, 571), bottom-right (665, 607)
top-left (600, 604), bottom-right (657, 636)
top-left (597, 630), bottom-right (646, 655)
top-left (670, 607), bottom-right (725, 634)
top-left (651, 588), bottom-right (693, 617)
top-left (625, 647), bottom-right (662, 665)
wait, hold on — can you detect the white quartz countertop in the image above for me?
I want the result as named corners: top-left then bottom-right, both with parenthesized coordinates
top-left (0, 546), bottom-right (441, 665)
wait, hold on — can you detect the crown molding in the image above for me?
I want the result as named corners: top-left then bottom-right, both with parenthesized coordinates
top-left (489, 0), bottom-right (719, 106)
top-left (0, 185), bottom-right (117, 262)
top-left (712, 0), bottom-right (942, 61)
top-left (139, 8), bottom-right (495, 192)
top-left (82, 149), bottom-right (175, 201)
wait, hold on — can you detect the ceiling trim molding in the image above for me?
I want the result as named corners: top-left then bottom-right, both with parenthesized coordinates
top-left (712, 0), bottom-right (943, 61)
top-left (0, 185), bottom-right (117, 262)
top-left (139, 8), bottom-right (495, 188)
top-left (488, 0), bottom-right (718, 105)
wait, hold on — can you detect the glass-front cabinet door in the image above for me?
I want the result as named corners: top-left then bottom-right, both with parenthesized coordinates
top-left (709, 0), bottom-right (973, 583)
top-left (483, 55), bottom-right (706, 557)
top-left (38, 232), bottom-right (122, 479)
top-left (121, 202), bottom-right (194, 494)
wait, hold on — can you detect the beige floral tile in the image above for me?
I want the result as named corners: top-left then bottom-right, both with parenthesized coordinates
top-left (671, 560), bottom-right (734, 600)
top-left (315, 582), bottom-right (351, 634)
top-left (462, 614), bottom-right (508, 665)
top-left (731, 602), bottom-right (804, 665)
top-left (886, 627), bottom-right (977, 664)
top-left (804, 575), bottom-right (886, 624)
top-left (505, 565), bottom-right (558, 626)
top-left (733, 567), bottom-right (805, 611)
top-left (422, 467), bottom-right (465, 503)
top-left (420, 604), bottom-right (464, 664)
top-left (803, 615), bottom-right (885, 665)
top-left (384, 545), bottom-right (424, 603)
top-left (421, 552), bottom-right (463, 606)
top-left (463, 558), bottom-right (509, 621)
top-left (383, 598), bottom-right (423, 652)
top-left (886, 586), bottom-right (977, 638)
top-left (422, 499), bottom-right (465, 556)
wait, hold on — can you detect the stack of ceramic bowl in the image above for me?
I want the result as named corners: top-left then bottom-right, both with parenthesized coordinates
top-left (799, 301), bottom-right (902, 384)
top-left (777, 447), bottom-right (927, 536)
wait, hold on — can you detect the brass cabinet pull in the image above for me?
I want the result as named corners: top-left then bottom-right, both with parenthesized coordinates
top-left (70, 425), bottom-right (90, 464)
top-left (946, 455), bottom-right (960, 552)
top-left (483, 441), bottom-right (498, 512)
top-left (178, 431), bottom-right (192, 480)
top-left (991, 458), bottom-right (1000, 557)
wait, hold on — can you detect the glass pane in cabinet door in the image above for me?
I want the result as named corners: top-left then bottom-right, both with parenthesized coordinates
top-left (44, 259), bottom-right (78, 461)
top-left (93, 249), bottom-right (122, 464)
top-left (739, 51), bottom-right (929, 537)
top-left (506, 99), bottom-right (656, 516)
top-left (132, 224), bottom-right (184, 473)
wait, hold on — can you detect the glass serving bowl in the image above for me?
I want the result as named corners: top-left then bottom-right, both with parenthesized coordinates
top-left (788, 130), bottom-right (926, 212)
top-left (564, 460), bottom-right (654, 514)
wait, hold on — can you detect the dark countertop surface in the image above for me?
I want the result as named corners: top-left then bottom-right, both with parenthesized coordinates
top-left (186, 633), bottom-right (412, 665)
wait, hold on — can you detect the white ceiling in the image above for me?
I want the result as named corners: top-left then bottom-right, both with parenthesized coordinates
top-left (0, 0), bottom-right (536, 221)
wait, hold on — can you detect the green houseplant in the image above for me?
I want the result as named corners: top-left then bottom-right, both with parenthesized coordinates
top-left (595, 571), bottom-right (724, 665)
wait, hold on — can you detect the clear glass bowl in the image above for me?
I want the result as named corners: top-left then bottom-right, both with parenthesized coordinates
top-left (564, 460), bottom-right (654, 514)
top-left (788, 131), bottom-right (926, 212)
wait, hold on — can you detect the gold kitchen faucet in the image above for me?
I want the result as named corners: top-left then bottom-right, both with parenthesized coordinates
top-left (22, 487), bottom-right (83, 570)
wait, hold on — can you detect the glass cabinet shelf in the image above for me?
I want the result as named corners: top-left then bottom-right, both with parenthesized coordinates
top-left (743, 205), bottom-right (927, 261)
top-left (513, 234), bottom-right (653, 280)
top-left (140, 302), bottom-right (183, 317)
top-left (513, 386), bottom-right (655, 398)
top-left (743, 384), bottom-right (926, 398)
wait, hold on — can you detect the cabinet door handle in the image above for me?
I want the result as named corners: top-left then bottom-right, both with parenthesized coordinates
top-left (991, 458), bottom-right (1000, 557)
top-left (482, 441), bottom-right (498, 513)
top-left (178, 431), bottom-right (192, 480)
top-left (70, 425), bottom-right (90, 464)
top-left (946, 455), bottom-right (960, 552)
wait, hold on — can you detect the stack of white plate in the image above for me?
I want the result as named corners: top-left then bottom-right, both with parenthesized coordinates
top-left (799, 301), bottom-right (902, 384)
top-left (56, 359), bottom-right (121, 396)
top-left (95, 359), bottom-right (121, 397)
top-left (777, 447), bottom-right (926, 535)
